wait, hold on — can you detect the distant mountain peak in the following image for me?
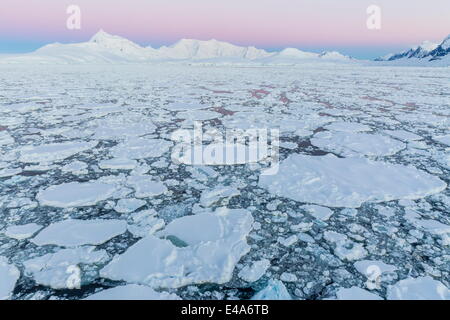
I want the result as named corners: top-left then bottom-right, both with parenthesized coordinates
top-left (319, 51), bottom-right (351, 60)
top-left (375, 34), bottom-right (449, 63)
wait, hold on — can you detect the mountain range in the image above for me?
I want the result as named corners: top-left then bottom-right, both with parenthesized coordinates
top-left (0, 30), bottom-right (449, 66)
top-left (375, 35), bottom-right (450, 65)
top-left (0, 30), bottom-right (354, 65)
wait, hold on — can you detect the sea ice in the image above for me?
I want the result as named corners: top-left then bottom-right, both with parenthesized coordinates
top-left (0, 257), bottom-right (20, 300)
top-left (335, 287), bottom-right (382, 300)
top-left (387, 276), bottom-right (449, 300)
top-left (324, 122), bottom-right (371, 133)
top-left (23, 247), bottom-right (109, 289)
top-left (301, 205), bottom-right (334, 221)
top-left (238, 259), bottom-right (270, 283)
top-left (32, 219), bottom-right (127, 247)
top-left (383, 130), bottom-right (422, 141)
top-left (3, 223), bottom-right (43, 240)
top-left (100, 208), bottom-right (253, 288)
top-left (111, 138), bottom-right (173, 159)
top-left (98, 158), bottom-right (138, 170)
top-left (433, 135), bottom-right (450, 147)
top-left (84, 284), bottom-right (180, 300)
top-left (251, 280), bottom-right (292, 300)
top-left (114, 198), bottom-right (146, 213)
top-left (36, 180), bottom-right (117, 208)
top-left (18, 141), bottom-right (97, 163)
top-left (126, 175), bottom-right (167, 198)
top-left (199, 185), bottom-right (240, 207)
top-left (259, 154), bottom-right (446, 208)
top-left (311, 131), bottom-right (405, 157)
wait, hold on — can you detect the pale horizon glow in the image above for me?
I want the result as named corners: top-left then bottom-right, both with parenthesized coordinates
top-left (0, 0), bottom-right (449, 59)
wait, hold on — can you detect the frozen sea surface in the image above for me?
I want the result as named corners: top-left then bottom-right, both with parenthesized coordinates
top-left (0, 64), bottom-right (449, 300)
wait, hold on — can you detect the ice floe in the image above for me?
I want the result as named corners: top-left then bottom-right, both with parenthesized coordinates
top-left (433, 135), bottom-right (450, 147)
top-left (335, 287), bottom-right (382, 300)
top-left (251, 280), bottom-right (292, 300)
top-left (126, 175), bottom-right (167, 198)
top-left (387, 276), bottom-right (449, 300)
top-left (0, 257), bottom-right (20, 300)
top-left (238, 259), bottom-right (270, 283)
top-left (84, 284), bottom-right (180, 300)
top-left (32, 219), bottom-right (127, 247)
top-left (311, 131), bottom-right (405, 157)
top-left (259, 154), bottom-right (446, 208)
top-left (23, 246), bottom-right (109, 289)
top-left (114, 198), bottom-right (146, 213)
top-left (18, 141), bottom-right (97, 163)
top-left (36, 180), bottom-right (117, 208)
top-left (3, 223), bottom-right (43, 240)
top-left (324, 122), bottom-right (371, 133)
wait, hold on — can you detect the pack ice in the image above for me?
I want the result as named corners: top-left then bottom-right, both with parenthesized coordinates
top-left (100, 208), bottom-right (253, 288)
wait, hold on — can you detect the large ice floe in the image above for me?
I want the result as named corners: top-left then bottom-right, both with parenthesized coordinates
top-left (0, 257), bottom-right (20, 300)
top-left (36, 181), bottom-right (117, 208)
top-left (387, 276), bottom-right (450, 300)
top-left (31, 219), bottom-right (127, 247)
top-left (259, 154), bottom-right (446, 208)
top-left (18, 141), bottom-right (98, 163)
top-left (100, 208), bottom-right (253, 288)
top-left (311, 131), bottom-right (405, 157)
top-left (85, 284), bottom-right (180, 300)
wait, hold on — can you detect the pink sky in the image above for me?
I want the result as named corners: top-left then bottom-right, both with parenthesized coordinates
top-left (0, 0), bottom-right (449, 53)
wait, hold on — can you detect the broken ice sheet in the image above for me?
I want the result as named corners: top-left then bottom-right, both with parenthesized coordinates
top-left (100, 208), bottom-right (254, 288)
top-left (23, 247), bottom-right (109, 289)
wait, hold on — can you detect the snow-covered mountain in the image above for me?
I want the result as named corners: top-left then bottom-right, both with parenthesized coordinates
top-left (258, 48), bottom-right (354, 65)
top-left (0, 30), bottom-right (357, 65)
top-left (156, 38), bottom-right (271, 60)
top-left (375, 35), bottom-right (450, 65)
